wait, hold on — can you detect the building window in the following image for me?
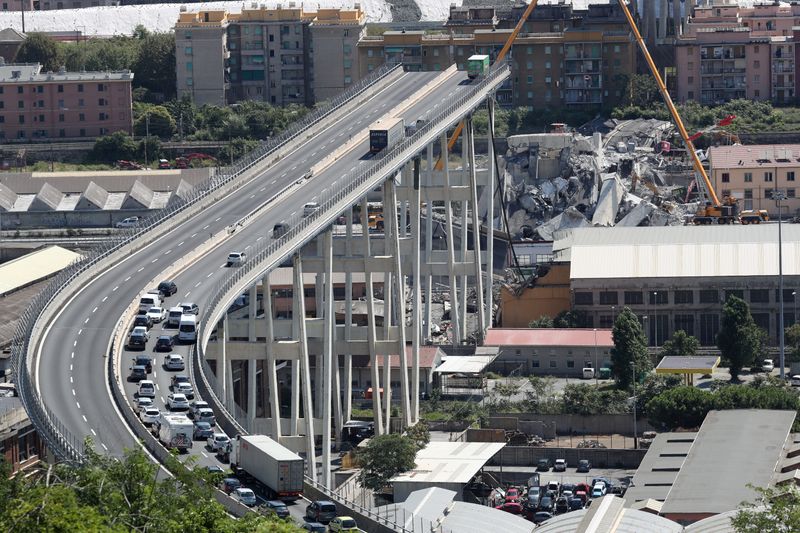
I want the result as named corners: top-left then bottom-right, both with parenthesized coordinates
top-left (59, 128), bottom-right (65, 137)
top-left (79, 113), bottom-right (85, 121)
top-left (688, 76), bottom-right (694, 85)
top-left (574, 292), bottom-right (593, 305)
top-left (599, 291), bottom-right (618, 305)
top-left (754, 60), bottom-right (760, 69)
top-left (649, 291), bottom-right (668, 305)
top-left (532, 360), bottom-right (540, 368)
top-left (18, 115), bottom-right (23, 123)
top-left (566, 360), bottom-right (575, 368)
top-left (722, 172), bottom-right (730, 183)
top-left (750, 289), bottom-right (770, 303)
top-left (789, 189), bottom-right (796, 198)
top-left (744, 172), bottom-right (752, 182)
top-left (674, 315), bottom-right (695, 337)
top-left (726, 289), bottom-right (744, 301)
top-left (78, 84), bottom-right (84, 92)
top-left (17, 100), bottom-right (23, 108)
top-left (765, 171), bottom-right (773, 182)
top-left (80, 128), bottom-right (86, 136)
top-left (58, 113), bottom-right (64, 122)
top-left (624, 291), bottom-right (643, 305)
top-left (674, 290), bottom-right (693, 304)
top-left (185, 46), bottom-right (193, 55)
top-left (789, 171), bottom-right (796, 182)
top-left (97, 83), bottom-right (105, 91)
top-left (545, 46), bottom-right (551, 55)
top-left (57, 84), bottom-right (63, 93)
top-left (699, 289), bottom-right (718, 304)
top-left (17, 86), bottom-right (22, 94)
top-left (549, 360), bottom-right (557, 368)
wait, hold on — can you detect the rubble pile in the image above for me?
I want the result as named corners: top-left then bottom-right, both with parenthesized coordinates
top-left (491, 118), bottom-right (699, 240)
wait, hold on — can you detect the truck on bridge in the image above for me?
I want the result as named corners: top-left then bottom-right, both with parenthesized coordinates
top-left (230, 434), bottom-right (304, 501)
top-left (369, 117), bottom-right (405, 154)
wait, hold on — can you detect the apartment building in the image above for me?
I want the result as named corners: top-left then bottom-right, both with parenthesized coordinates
top-left (175, 6), bottom-right (364, 107)
top-left (708, 144), bottom-right (800, 216)
top-left (0, 63), bottom-right (133, 141)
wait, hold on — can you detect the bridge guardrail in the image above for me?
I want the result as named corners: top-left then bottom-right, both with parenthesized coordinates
top-left (194, 64), bottom-right (510, 531)
top-left (11, 63), bottom-right (402, 463)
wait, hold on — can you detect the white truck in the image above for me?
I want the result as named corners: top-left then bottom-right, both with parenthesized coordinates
top-left (158, 414), bottom-right (193, 452)
top-left (369, 117), bottom-right (405, 154)
top-left (230, 434), bottom-right (304, 501)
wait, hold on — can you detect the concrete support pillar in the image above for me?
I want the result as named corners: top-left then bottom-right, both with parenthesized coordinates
top-left (248, 358), bottom-right (257, 426)
top-left (248, 285), bottom-right (257, 342)
top-left (485, 99), bottom-right (495, 329)
top-left (322, 231), bottom-right (334, 487)
top-left (388, 176), bottom-right (411, 428)
top-left (441, 132), bottom-right (461, 345)
top-left (343, 207), bottom-right (354, 423)
top-left (382, 181), bottom-right (393, 430)
top-left (315, 237), bottom-right (324, 418)
top-left (460, 126), bottom-right (469, 341)
top-left (264, 275), bottom-right (281, 440)
top-left (361, 197), bottom-right (384, 435)
top-left (411, 156), bottom-right (422, 423)
top-left (424, 144), bottom-right (434, 343)
top-left (293, 253), bottom-right (316, 480)
top-left (467, 117), bottom-right (486, 337)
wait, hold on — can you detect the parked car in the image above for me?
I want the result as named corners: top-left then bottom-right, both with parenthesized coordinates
top-left (792, 375), bottom-right (800, 387)
top-left (495, 502), bottom-right (523, 514)
top-left (306, 500), bottom-right (337, 524)
top-left (762, 359), bottom-right (775, 373)
top-left (527, 486), bottom-right (541, 508)
top-left (591, 478), bottom-right (614, 491)
top-left (207, 432), bottom-right (231, 452)
top-left (132, 355), bottom-right (153, 373)
top-left (178, 302), bottom-right (199, 315)
top-left (561, 483), bottom-right (576, 495)
top-left (555, 496), bottom-right (569, 514)
top-left (163, 353), bottom-right (184, 370)
top-left (140, 407), bottom-right (161, 426)
top-left (568, 497), bottom-right (584, 511)
top-left (577, 459), bottom-right (592, 473)
top-left (175, 382), bottom-right (195, 400)
top-left (167, 393), bottom-right (189, 410)
top-left (546, 481), bottom-right (560, 494)
top-left (553, 459), bottom-right (567, 472)
top-left (591, 483), bottom-right (607, 498)
top-left (220, 477), bottom-right (241, 494)
top-left (533, 511), bottom-right (553, 524)
top-left (536, 458), bottom-right (551, 471)
top-left (226, 252), bottom-right (247, 267)
top-left (232, 487), bottom-right (257, 507)
top-left (505, 487), bottom-right (520, 503)
top-left (301, 522), bottom-right (326, 533)
top-left (328, 516), bottom-right (359, 533)
top-left (539, 495), bottom-right (554, 512)
top-left (265, 500), bottom-right (290, 519)
top-left (526, 473), bottom-right (540, 489)
top-left (128, 365), bottom-right (147, 382)
top-left (158, 280), bottom-right (178, 297)
top-left (193, 421), bottom-right (214, 440)
top-left (575, 491), bottom-right (588, 505)
top-left (155, 335), bottom-right (174, 352)
top-left (115, 216), bottom-right (139, 228)
top-left (146, 306), bottom-right (167, 323)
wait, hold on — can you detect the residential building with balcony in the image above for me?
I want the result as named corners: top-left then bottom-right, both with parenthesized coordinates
top-left (0, 63), bottom-right (132, 141)
top-left (175, 6), bottom-right (364, 107)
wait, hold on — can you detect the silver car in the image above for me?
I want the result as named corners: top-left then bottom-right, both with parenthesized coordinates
top-left (207, 432), bottom-right (231, 452)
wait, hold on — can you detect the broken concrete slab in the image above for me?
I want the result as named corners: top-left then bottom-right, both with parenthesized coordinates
top-left (591, 173), bottom-right (624, 227)
top-left (535, 206), bottom-right (589, 241)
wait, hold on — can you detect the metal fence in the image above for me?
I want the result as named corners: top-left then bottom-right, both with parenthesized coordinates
top-left (10, 63), bottom-right (401, 464)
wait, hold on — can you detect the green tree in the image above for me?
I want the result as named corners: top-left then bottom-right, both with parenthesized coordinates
top-left (15, 33), bottom-right (62, 71)
top-left (635, 373), bottom-right (682, 416)
top-left (732, 484), bottom-right (800, 533)
top-left (524, 376), bottom-right (560, 414)
top-left (553, 309), bottom-right (590, 328)
top-left (561, 383), bottom-right (629, 416)
top-left (134, 105), bottom-right (177, 138)
top-left (529, 315), bottom-right (554, 328)
top-left (138, 136), bottom-right (162, 163)
top-left (610, 307), bottom-right (652, 390)
top-left (405, 421), bottom-right (430, 450)
top-left (626, 73), bottom-right (660, 107)
top-left (718, 295), bottom-right (763, 380)
top-left (645, 385), bottom-right (713, 431)
top-left (165, 94), bottom-right (198, 137)
top-left (89, 131), bottom-right (137, 163)
top-left (132, 32), bottom-right (176, 97)
top-left (659, 330), bottom-right (700, 357)
top-left (357, 434), bottom-right (417, 491)
top-left (785, 323), bottom-right (800, 362)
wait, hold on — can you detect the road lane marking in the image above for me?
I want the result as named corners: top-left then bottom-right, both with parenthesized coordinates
top-left (70, 376), bottom-right (73, 383)
top-left (195, 282), bottom-right (202, 287)
top-left (271, 179), bottom-right (277, 184)
top-left (125, 276), bottom-right (131, 282)
top-left (257, 237), bottom-right (263, 242)
top-left (78, 329), bottom-right (82, 335)
top-left (153, 371), bottom-right (157, 378)
top-left (191, 233), bottom-right (197, 238)
top-left (76, 401), bottom-right (80, 409)
top-left (160, 396), bottom-right (165, 404)
top-left (102, 296), bottom-right (108, 302)
top-left (201, 451), bottom-right (208, 458)
top-left (138, 267), bottom-right (144, 272)
top-left (185, 291), bottom-right (191, 297)
top-left (178, 241), bottom-right (184, 247)
top-left (91, 429), bottom-right (97, 436)
top-left (165, 250), bottom-right (172, 255)
top-left (250, 194), bottom-right (255, 199)
top-left (203, 225), bottom-right (209, 230)
top-left (155, 384), bottom-right (160, 391)
top-left (84, 318), bottom-right (90, 324)
top-left (101, 443), bottom-right (108, 451)
top-left (245, 246), bottom-right (251, 250)
top-left (150, 259), bottom-right (158, 264)
top-left (206, 272), bottom-right (213, 278)
top-left (113, 286), bottom-right (119, 292)
top-left (82, 415), bottom-right (87, 422)
top-left (71, 352), bottom-right (74, 358)
top-left (69, 364), bottom-right (72, 371)
top-left (92, 307), bottom-right (98, 313)
top-left (72, 389), bottom-right (76, 396)
top-left (260, 187), bottom-right (265, 192)
top-left (215, 217), bottom-right (221, 222)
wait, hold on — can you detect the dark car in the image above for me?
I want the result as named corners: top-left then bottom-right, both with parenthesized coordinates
top-left (555, 496), bottom-right (569, 514)
top-left (306, 500), bottom-right (337, 524)
top-left (536, 458), bottom-right (551, 472)
top-left (539, 495), bottom-right (554, 512)
top-left (133, 314), bottom-right (153, 329)
top-left (128, 365), bottom-right (147, 382)
top-left (155, 335), bottom-right (174, 351)
top-left (265, 500), bottom-right (290, 519)
top-left (193, 421), bottom-right (214, 440)
top-left (158, 280), bottom-right (178, 297)
top-left (301, 523), bottom-right (327, 533)
top-left (577, 459), bottom-right (592, 473)
top-left (568, 497), bottom-right (584, 511)
top-left (220, 477), bottom-right (241, 494)
top-left (127, 331), bottom-right (147, 349)
top-left (533, 511), bottom-right (553, 524)
top-left (561, 483), bottom-right (576, 495)
top-left (132, 355), bottom-right (153, 373)
top-left (205, 465), bottom-right (225, 475)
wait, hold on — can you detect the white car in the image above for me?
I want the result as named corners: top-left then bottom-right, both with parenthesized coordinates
top-left (135, 396), bottom-right (154, 411)
top-left (146, 306), bottom-right (166, 323)
top-left (303, 202), bottom-right (320, 217)
top-left (232, 487), bottom-right (257, 507)
top-left (115, 216), bottom-right (139, 228)
top-left (791, 375), bottom-right (800, 387)
top-left (178, 302), bottom-right (199, 315)
top-left (140, 407), bottom-right (161, 425)
top-left (226, 252), bottom-right (246, 267)
top-left (175, 382), bottom-right (195, 400)
top-left (190, 400), bottom-right (210, 418)
top-left (207, 432), bottom-right (231, 452)
top-left (164, 353), bottom-right (185, 371)
top-left (762, 359), bottom-right (775, 373)
top-left (167, 393), bottom-right (190, 410)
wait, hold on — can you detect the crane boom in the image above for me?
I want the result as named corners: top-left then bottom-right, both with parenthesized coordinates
top-left (434, 0), bottom-right (540, 171)
top-left (616, 0), bottom-right (721, 207)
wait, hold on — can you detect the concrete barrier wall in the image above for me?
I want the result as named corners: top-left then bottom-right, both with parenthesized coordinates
top-left (488, 446), bottom-right (647, 470)
top-left (2, 209), bottom-right (158, 230)
top-left (490, 413), bottom-right (655, 436)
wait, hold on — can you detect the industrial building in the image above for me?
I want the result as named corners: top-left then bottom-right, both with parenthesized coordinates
top-left (0, 386), bottom-right (46, 475)
top-left (625, 409), bottom-right (797, 525)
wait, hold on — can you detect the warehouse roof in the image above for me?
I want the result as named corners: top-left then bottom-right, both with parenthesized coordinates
top-left (484, 328), bottom-right (613, 347)
top-left (537, 495), bottom-right (683, 533)
top-left (391, 442), bottom-right (505, 486)
top-left (709, 144), bottom-right (800, 170)
top-left (554, 226), bottom-right (800, 279)
top-left (0, 245), bottom-right (82, 296)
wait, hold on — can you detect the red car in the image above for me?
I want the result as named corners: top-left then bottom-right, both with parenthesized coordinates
top-left (495, 502), bottom-right (523, 515)
top-left (505, 488), bottom-right (521, 503)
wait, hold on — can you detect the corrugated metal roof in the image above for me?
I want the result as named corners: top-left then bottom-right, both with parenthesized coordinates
top-left (391, 442), bottom-right (505, 485)
top-left (537, 496), bottom-right (683, 533)
top-left (709, 144), bottom-right (800, 170)
top-left (484, 328), bottom-right (614, 347)
top-left (557, 226), bottom-right (800, 279)
top-left (433, 353), bottom-right (499, 374)
top-left (0, 245), bottom-right (82, 295)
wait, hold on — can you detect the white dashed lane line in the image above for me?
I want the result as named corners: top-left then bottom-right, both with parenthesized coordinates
top-left (71, 352), bottom-right (74, 358)
top-left (178, 241), bottom-right (184, 247)
top-left (165, 250), bottom-right (172, 255)
top-left (185, 292), bottom-right (191, 297)
top-left (125, 276), bottom-right (131, 282)
top-left (91, 429), bottom-right (97, 436)
top-left (191, 233), bottom-right (197, 238)
top-left (203, 225), bottom-right (209, 230)
top-left (195, 282), bottom-right (202, 288)
top-left (137, 267), bottom-right (144, 272)
top-left (70, 376), bottom-right (73, 383)
top-left (84, 318), bottom-right (90, 324)
top-left (102, 443), bottom-right (108, 451)
top-left (150, 259), bottom-right (158, 264)
top-left (78, 329), bottom-right (82, 336)
top-left (257, 237), bottom-right (263, 242)
top-left (206, 272), bottom-right (213, 278)
top-left (73, 341), bottom-right (77, 347)
top-left (82, 415), bottom-right (87, 422)
top-left (92, 307), bottom-right (98, 313)
top-left (250, 194), bottom-right (255, 199)
top-left (102, 296), bottom-right (108, 302)
top-left (260, 187), bottom-right (266, 192)
top-left (76, 401), bottom-right (80, 409)
top-left (113, 286), bottom-right (119, 292)
top-left (215, 217), bottom-right (221, 222)
top-left (72, 389), bottom-right (76, 396)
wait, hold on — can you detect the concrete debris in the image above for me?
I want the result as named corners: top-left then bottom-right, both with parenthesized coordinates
top-left (497, 118), bottom-right (699, 240)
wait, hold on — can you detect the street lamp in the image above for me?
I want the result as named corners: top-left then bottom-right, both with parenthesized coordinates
top-left (643, 315), bottom-right (649, 346)
top-left (611, 305), bottom-right (616, 324)
top-left (776, 190), bottom-right (787, 380)
top-left (653, 291), bottom-right (658, 350)
top-left (793, 291), bottom-right (797, 326)
top-left (631, 361), bottom-right (638, 449)
top-left (593, 328), bottom-right (599, 386)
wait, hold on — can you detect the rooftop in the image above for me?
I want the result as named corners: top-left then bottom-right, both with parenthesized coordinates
top-left (709, 144), bottom-right (800, 170)
top-left (433, 351), bottom-right (499, 374)
top-left (537, 494), bottom-right (683, 533)
top-left (656, 356), bottom-right (721, 374)
top-left (390, 441), bottom-right (505, 486)
top-left (0, 245), bottom-right (83, 296)
top-left (483, 328), bottom-right (614, 347)
top-left (366, 346), bottom-right (441, 370)
top-left (0, 63), bottom-right (133, 83)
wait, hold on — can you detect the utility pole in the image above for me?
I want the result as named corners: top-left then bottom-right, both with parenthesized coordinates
top-left (144, 112), bottom-right (150, 168)
top-left (632, 361), bottom-right (638, 449)
top-left (776, 190), bottom-right (787, 379)
top-left (20, 0), bottom-right (25, 33)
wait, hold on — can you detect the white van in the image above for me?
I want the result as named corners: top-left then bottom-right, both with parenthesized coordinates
top-left (138, 380), bottom-right (155, 398)
top-left (303, 202), bottom-right (319, 217)
top-left (139, 294), bottom-right (161, 313)
top-left (178, 315), bottom-right (197, 343)
top-left (582, 367), bottom-right (595, 380)
top-left (167, 307), bottom-right (184, 327)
